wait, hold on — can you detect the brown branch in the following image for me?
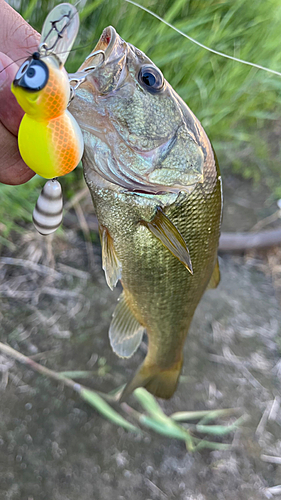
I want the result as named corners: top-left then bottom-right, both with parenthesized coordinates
top-left (219, 229), bottom-right (281, 252)
top-left (0, 342), bottom-right (78, 391)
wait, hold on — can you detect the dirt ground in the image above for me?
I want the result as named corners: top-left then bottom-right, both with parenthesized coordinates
top-left (0, 176), bottom-right (280, 500)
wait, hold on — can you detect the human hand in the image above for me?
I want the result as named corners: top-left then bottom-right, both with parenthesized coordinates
top-left (0, 0), bottom-right (39, 184)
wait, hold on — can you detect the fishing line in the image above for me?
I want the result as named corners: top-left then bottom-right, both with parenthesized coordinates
top-left (0, 56), bottom-right (31, 74)
top-left (125, 0), bottom-right (281, 78)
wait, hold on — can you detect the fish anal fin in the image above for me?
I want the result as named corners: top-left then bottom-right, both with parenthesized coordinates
top-left (99, 225), bottom-right (122, 290)
top-left (120, 357), bottom-right (183, 401)
top-left (109, 292), bottom-right (145, 358)
top-left (141, 207), bottom-right (193, 275)
top-left (206, 258), bottom-right (220, 290)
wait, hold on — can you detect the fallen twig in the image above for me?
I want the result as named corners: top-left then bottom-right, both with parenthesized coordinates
top-left (255, 401), bottom-right (272, 438)
top-left (209, 347), bottom-right (265, 390)
top-left (40, 286), bottom-right (83, 299)
top-left (57, 263), bottom-right (90, 279)
top-left (219, 229), bottom-right (281, 252)
top-left (268, 396), bottom-right (280, 421)
top-left (261, 455), bottom-right (281, 465)
top-left (265, 485), bottom-right (281, 496)
top-left (0, 257), bottom-right (61, 278)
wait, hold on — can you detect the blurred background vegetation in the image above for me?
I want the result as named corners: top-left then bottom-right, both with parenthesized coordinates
top-left (2, 0), bottom-right (281, 245)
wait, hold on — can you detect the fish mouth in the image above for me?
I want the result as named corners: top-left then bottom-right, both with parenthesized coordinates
top-left (89, 26), bottom-right (116, 60)
top-left (78, 26), bottom-right (120, 76)
top-left (74, 25), bottom-right (129, 99)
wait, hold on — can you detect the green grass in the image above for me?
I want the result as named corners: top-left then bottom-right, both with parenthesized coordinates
top-left (3, 0), bottom-right (281, 241)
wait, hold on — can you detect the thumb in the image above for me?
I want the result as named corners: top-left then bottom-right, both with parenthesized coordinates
top-left (0, 52), bottom-right (24, 136)
top-left (0, 53), bottom-right (34, 185)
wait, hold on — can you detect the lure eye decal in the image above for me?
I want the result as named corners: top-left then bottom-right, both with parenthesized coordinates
top-left (14, 59), bottom-right (49, 91)
top-left (138, 65), bottom-right (164, 93)
top-left (23, 60), bottom-right (49, 91)
top-left (15, 59), bottom-right (32, 80)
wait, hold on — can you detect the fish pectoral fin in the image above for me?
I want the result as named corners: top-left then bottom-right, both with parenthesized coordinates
top-left (206, 258), bottom-right (220, 290)
top-left (142, 207), bottom-right (193, 275)
top-left (109, 292), bottom-right (145, 358)
top-left (99, 225), bottom-right (122, 290)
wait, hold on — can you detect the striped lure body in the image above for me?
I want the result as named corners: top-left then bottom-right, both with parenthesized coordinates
top-left (32, 180), bottom-right (63, 235)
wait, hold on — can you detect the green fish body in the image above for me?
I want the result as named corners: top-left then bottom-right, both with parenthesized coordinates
top-left (69, 27), bottom-right (222, 399)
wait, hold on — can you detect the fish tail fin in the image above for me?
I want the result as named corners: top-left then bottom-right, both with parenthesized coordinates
top-left (120, 357), bottom-right (183, 401)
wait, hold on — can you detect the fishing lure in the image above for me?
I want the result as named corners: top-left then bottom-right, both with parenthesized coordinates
top-left (10, 3), bottom-right (99, 235)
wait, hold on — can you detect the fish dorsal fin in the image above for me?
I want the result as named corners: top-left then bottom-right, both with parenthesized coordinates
top-left (206, 258), bottom-right (220, 290)
top-left (99, 225), bottom-right (122, 290)
top-left (109, 292), bottom-right (145, 358)
top-left (142, 207), bottom-right (193, 274)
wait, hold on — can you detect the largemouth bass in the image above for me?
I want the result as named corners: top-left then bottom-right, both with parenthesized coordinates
top-left (69, 27), bottom-right (222, 399)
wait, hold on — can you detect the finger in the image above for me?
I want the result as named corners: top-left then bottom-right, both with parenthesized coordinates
top-left (0, 122), bottom-right (35, 185)
top-left (0, 0), bottom-right (40, 62)
top-left (0, 52), bottom-right (35, 184)
top-left (0, 2), bottom-right (38, 184)
top-left (0, 52), bottom-right (23, 136)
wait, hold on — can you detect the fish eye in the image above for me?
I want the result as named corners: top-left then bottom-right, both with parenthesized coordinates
top-left (22, 60), bottom-right (49, 91)
top-left (138, 65), bottom-right (164, 93)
